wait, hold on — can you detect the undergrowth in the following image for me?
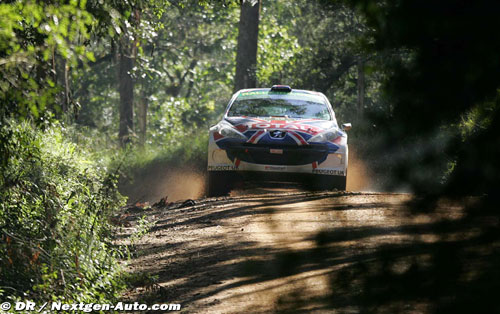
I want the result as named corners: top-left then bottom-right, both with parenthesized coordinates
top-left (0, 120), bottom-right (126, 308)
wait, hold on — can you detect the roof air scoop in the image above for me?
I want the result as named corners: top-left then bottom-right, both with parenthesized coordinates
top-left (271, 85), bottom-right (292, 92)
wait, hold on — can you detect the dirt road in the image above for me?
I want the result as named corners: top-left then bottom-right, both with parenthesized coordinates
top-left (115, 188), bottom-right (488, 313)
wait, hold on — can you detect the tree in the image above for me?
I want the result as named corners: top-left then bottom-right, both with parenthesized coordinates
top-left (0, 1), bottom-right (93, 121)
top-left (255, 0), bottom-right (377, 124)
top-left (118, 36), bottom-right (135, 146)
top-left (234, 0), bottom-right (261, 91)
top-left (348, 0), bottom-right (500, 196)
top-left (73, 1), bottom-right (238, 145)
top-left (357, 59), bottom-right (365, 119)
top-left (118, 7), bottom-right (142, 146)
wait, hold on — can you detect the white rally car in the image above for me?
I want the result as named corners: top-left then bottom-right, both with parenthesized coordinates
top-left (207, 85), bottom-right (351, 196)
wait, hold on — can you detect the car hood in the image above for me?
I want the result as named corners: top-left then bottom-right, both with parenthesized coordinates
top-left (214, 116), bottom-right (345, 157)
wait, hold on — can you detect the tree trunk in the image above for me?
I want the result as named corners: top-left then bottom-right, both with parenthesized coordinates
top-left (63, 59), bottom-right (70, 114)
top-left (234, 0), bottom-right (261, 92)
top-left (357, 59), bottom-right (365, 119)
top-left (118, 38), bottom-right (135, 146)
top-left (137, 89), bottom-right (148, 146)
top-left (54, 55), bottom-right (70, 114)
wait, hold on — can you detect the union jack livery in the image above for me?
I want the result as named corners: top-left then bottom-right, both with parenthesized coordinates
top-left (207, 85), bottom-right (351, 196)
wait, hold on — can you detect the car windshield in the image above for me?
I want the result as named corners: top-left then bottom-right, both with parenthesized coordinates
top-left (227, 90), bottom-right (332, 120)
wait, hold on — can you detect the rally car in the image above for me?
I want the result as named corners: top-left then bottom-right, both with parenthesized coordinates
top-left (207, 85), bottom-right (351, 196)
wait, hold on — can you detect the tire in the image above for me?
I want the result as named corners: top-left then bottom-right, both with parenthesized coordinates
top-left (207, 171), bottom-right (236, 197)
top-left (311, 175), bottom-right (347, 191)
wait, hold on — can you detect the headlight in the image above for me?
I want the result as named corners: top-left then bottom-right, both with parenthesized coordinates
top-left (211, 121), bottom-right (247, 140)
top-left (308, 128), bottom-right (343, 143)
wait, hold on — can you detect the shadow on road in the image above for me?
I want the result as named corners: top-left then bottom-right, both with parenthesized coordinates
top-left (121, 191), bottom-right (500, 313)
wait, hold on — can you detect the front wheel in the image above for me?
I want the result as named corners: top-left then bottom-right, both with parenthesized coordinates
top-left (311, 175), bottom-right (347, 191)
top-left (207, 171), bottom-right (237, 197)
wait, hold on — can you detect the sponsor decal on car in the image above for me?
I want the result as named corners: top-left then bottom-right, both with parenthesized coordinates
top-left (312, 169), bottom-right (345, 176)
top-left (249, 122), bottom-right (321, 135)
top-left (265, 165), bottom-right (287, 171)
top-left (207, 165), bottom-right (237, 171)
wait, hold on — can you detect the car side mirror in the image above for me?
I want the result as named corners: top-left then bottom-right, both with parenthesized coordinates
top-left (341, 123), bottom-right (352, 131)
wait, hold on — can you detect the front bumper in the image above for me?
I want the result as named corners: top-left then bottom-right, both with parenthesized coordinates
top-left (208, 137), bottom-right (348, 176)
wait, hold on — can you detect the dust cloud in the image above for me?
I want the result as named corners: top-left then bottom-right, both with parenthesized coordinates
top-left (347, 148), bottom-right (374, 191)
top-left (120, 167), bottom-right (206, 204)
top-left (154, 169), bottom-right (206, 202)
top-left (121, 148), bottom-right (374, 204)
top-left (227, 148), bottom-right (377, 196)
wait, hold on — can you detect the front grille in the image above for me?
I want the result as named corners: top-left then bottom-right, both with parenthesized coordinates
top-left (226, 143), bottom-right (328, 165)
top-left (241, 143), bottom-right (324, 150)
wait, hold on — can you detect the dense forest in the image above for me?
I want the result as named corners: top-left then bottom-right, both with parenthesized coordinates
top-left (1, 0), bottom-right (500, 311)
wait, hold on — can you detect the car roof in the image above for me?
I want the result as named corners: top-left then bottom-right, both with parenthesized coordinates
top-left (236, 87), bottom-right (324, 96)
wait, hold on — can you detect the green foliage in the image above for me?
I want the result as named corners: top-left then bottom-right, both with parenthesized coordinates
top-left (257, 7), bottom-right (301, 85)
top-left (343, 0), bottom-right (500, 195)
top-left (0, 0), bottom-right (93, 120)
top-left (129, 215), bottom-right (156, 246)
top-left (458, 100), bottom-right (496, 140)
top-left (0, 121), bottom-right (126, 304)
top-left (75, 0), bottom-right (238, 132)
